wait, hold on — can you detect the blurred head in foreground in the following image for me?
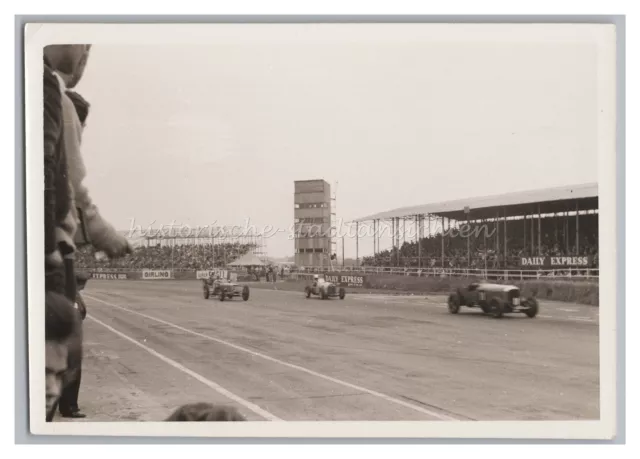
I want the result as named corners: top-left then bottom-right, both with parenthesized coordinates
top-left (165, 403), bottom-right (246, 422)
top-left (43, 44), bottom-right (92, 88)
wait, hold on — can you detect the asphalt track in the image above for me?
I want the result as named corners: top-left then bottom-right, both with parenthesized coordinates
top-left (58, 280), bottom-right (600, 422)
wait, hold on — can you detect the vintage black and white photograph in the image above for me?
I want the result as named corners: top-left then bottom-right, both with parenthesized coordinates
top-left (24, 23), bottom-right (618, 438)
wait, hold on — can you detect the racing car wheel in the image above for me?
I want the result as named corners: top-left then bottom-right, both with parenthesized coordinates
top-left (447, 294), bottom-right (460, 314)
top-left (524, 299), bottom-right (539, 318)
top-left (490, 298), bottom-right (504, 318)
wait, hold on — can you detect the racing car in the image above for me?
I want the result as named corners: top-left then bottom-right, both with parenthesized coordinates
top-left (202, 276), bottom-right (250, 302)
top-left (304, 275), bottom-right (346, 300)
top-left (447, 282), bottom-right (539, 318)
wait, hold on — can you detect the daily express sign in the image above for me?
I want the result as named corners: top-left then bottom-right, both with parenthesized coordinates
top-left (323, 273), bottom-right (366, 287)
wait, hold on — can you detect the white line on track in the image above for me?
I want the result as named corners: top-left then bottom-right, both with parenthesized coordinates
top-left (348, 294), bottom-right (597, 323)
top-left (85, 293), bottom-right (459, 421)
top-left (86, 314), bottom-right (281, 421)
top-left (353, 298), bottom-right (414, 305)
top-left (568, 316), bottom-right (595, 322)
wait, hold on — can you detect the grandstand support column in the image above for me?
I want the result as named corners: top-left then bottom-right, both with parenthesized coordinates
top-left (427, 214), bottom-right (431, 262)
top-left (576, 201), bottom-right (580, 255)
top-left (356, 221), bottom-right (359, 266)
top-left (483, 217), bottom-right (488, 273)
top-left (377, 219), bottom-right (380, 255)
top-left (441, 216), bottom-right (445, 268)
top-left (223, 243), bottom-right (227, 266)
top-left (495, 211), bottom-right (500, 261)
top-left (396, 217), bottom-right (400, 267)
top-left (531, 209), bottom-right (534, 255)
top-left (524, 214), bottom-right (527, 252)
top-left (503, 208), bottom-right (507, 268)
top-left (211, 237), bottom-right (216, 269)
top-left (373, 220), bottom-right (380, 256)
top-left (422, 215), bottom-right (426, 267)
top-left (397, 217), bottom-right (401, 266)
top-left (416, 215), bottom-right (421, 269)
top-left (565, 209), bottom-right (569, 253)
top-left (391, 217), bottom-right (395, 261)
top-left (397, 217), bottom-right (401, 267)
top-left (538, 204), bottom-right (542, 256)
top-left (467, 211), bottom-right (471, 268)
top-left (390, 218), bottom-right (394, 265)
top-left (377, 219), bottom-right (381, 259)
top-left (425, 215), bottom-right (429, 267)
top-left (373, 220), bottom-right (377, 256)
top-left (395, 217), bottom-right (398, 251)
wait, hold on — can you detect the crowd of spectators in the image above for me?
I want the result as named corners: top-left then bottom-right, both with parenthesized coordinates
top-left (362, 215), bottom-right (599, 269)
top-left (75, 242), bottom-right (256, 271)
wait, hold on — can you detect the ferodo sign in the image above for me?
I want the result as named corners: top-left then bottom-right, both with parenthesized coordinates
top-left (91, 272), bottom-right (127, 280)
top-left (142, 270), bottom-right (173, 280)
top-left (520, 256), bottom-right (592, 267)
top-left (196, 269), bottom-right (228, 280)
top-left (324, 273), bottom-right (366, 288)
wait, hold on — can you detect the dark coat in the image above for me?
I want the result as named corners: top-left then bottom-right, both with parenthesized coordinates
top-left (44, 57), bottom-right (75, 298)
top-left (44, 57), bottom-right (72, 258)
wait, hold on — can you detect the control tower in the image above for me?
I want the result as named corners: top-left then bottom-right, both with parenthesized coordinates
top-left (293, 180), bottom-right (335, 267)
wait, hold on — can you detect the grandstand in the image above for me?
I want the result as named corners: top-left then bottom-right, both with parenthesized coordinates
top-left (353, 183), bottom-right (598, 271)
top-left (75, 227), bottom-right (268, 271)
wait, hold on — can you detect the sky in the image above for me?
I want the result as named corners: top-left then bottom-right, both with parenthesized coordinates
top-left (74, 37), bottom-right (598, 258)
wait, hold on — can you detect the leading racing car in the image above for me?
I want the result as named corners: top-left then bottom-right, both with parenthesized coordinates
top-left (447, 282), bottom-right (539, 318)
top-left (202, 275), bottom-right (250, 302)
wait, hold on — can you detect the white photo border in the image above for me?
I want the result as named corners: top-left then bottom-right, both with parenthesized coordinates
top-left (23, 21), bottom-right (618, 439)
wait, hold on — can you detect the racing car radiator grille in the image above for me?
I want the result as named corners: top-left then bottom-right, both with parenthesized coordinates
top-left (508, 290), bottom-right (520, 301)
top-left (328, 285), bottom-right (336, 295)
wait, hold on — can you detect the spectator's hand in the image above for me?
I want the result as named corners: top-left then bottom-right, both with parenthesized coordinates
top-left (87, 214), bottom-right (132, 259)
top-left (101, 233), bottom-right (132, 259)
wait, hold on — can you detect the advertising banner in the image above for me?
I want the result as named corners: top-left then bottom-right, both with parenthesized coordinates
top-left (196, 270), bottom-right (210, 279)
top-left (196, 269), bottom-right (229, 280)
top-left (142, 270), bottom-right (173, 280)
top-left (519, 256), bottom-right (592, 267)
top-left (323, 272), bottom-right (367, 288)
top-left (90, 272), bottom-right (128, 280)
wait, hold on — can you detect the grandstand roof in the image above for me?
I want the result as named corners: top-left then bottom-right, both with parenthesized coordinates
top-left (354, 182), bottom-right (598, 223)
